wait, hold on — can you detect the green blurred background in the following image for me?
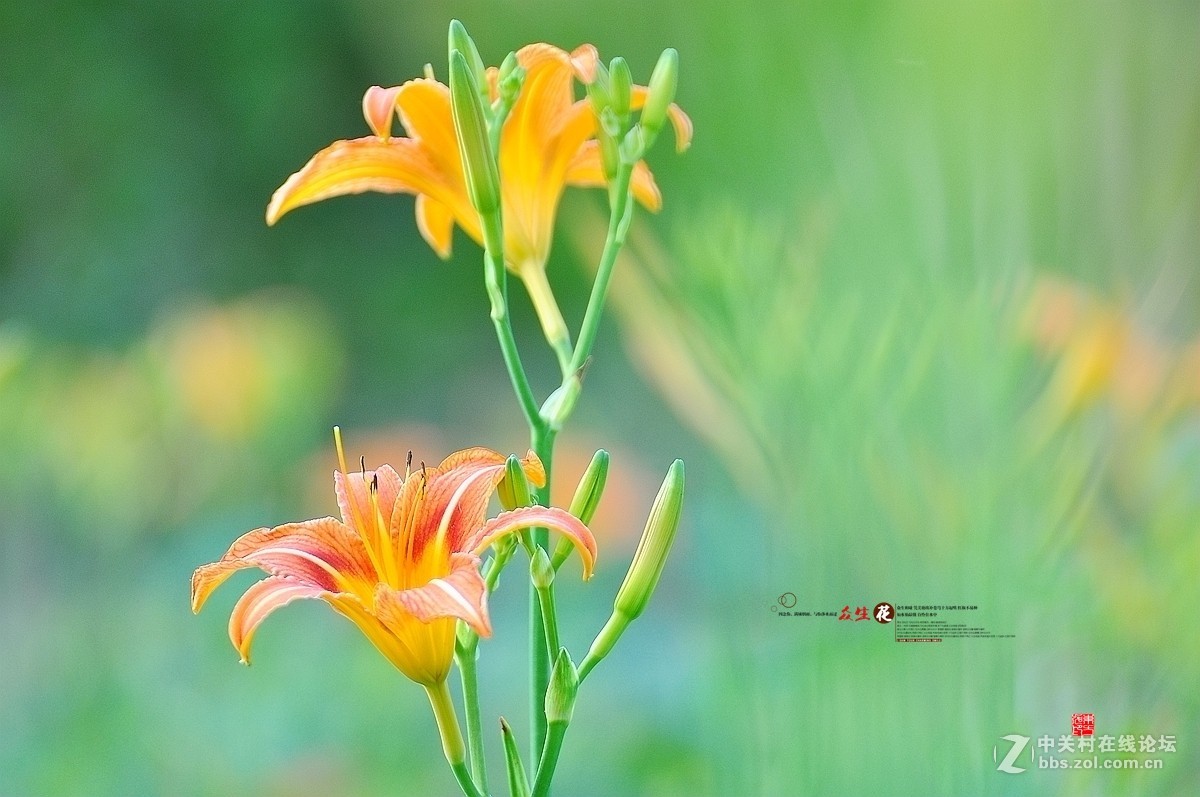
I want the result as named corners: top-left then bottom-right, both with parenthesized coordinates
top-left (2, 1), bottom-right (1198, 795)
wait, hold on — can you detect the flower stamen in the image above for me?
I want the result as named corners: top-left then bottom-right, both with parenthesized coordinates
top-left (333, 426), bottom-right (388, 579)
top-left (369, 474), bottom-right (397, 586)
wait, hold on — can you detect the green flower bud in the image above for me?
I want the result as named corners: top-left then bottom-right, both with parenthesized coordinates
top-left (608, 57), bottom-right (632, 119)
top-left (544, 648), bottom-right (578, 724)
top-left (498, 51), bottom-right (525, 106)
top-left (569, 449), bottom-right (609, 525)
top-left (615, 459), bottom-right (684, 619)
top-left (584, 59), bottom-right (612, 110)
top-left (448, 50), bottom-right (501, 214)
top-left (455, 615), bottom-right (479, 651)
top-left (498, 454), bottom-right (533, 511)
top-left (447, 20), bottom-right (489, 105)
top-left (539, 372), bottom-right (582, 431)
top-left (619, 125), bottom-right (647, 165)
top-left (578, 460), bottom-right (684, 681)
top-left (639, 48), bottom-right (678, 149)
top-left (552, 449), bottom-right (609, 569)
top-left (530, 546), bottom-right (554, 590)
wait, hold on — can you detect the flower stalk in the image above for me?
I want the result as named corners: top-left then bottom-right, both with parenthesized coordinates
top-left (425, 680), bottom-right (484, 797)
top-left (233, 20), bottom-right (691, 796)
top-left (454, 634), bottom-right (488, 794)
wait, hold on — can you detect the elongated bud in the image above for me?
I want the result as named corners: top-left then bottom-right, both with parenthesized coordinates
top-left (498, 454), bottom-right (533, 511)
top-left (569, 449), bottom-right (609, 524)
top-left (552, 449), bottom-right (609, 569)
top-left (448, 20), bottom-right (489, 106)
top-left (578, 460), bottom-right (684, 681)
top-left (615, 459), bottom-right (684, 618)
top-left (544, 648), bottom-right (578, 724)
top-left (639, 48), bottom-right (678, 149)
top-left (609, 57), bottom-right (632, 119)
top-left (449, 50), bottom-right (501, 214)
top-left (530, 546), bottom-right (554, 589)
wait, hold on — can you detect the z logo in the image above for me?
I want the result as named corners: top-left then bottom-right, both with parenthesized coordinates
top-left (994, 734), bottom-right (1031, 774)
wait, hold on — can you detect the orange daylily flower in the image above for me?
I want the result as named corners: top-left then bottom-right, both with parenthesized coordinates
top-left (192, 438), bottom-right (596, 686)
top-left (265, 43), bottom-right (691, 341)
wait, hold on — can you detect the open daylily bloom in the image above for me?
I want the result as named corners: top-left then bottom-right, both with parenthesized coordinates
top-left (265, 43), bottom-right (692, 344)
top-left (192, 438), bottom-right (597, 686)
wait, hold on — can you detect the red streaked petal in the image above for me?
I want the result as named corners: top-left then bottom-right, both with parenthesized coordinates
top-left (436, 446), bottom-right (506, 471)
top-left (413, 456), bottom-right (506, 556)
top-left (465, 506), bottom-right (597, 579)
top-left (228, 577), bottom-right (326, 664)
top-left (376, 553), bottom-right (492, 637)
top-left (362, 85), bottom-right (402, 138)
top-left (191, 518), bottom-right (374, 612)
top-left (436, 447), bottom-right (545, 487)
top-left (335, 464), bottom-right (402, 534)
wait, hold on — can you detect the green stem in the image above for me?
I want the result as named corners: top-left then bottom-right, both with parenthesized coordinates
top-left (568, 162), bottom-right (636, 376)
top-left (576, 613), bottom-right (623, 684)
top-left (534, 582), bottom-right (560, 664)
top-left (455, 639), bottom-right (489, 794)
top-left (529, 423), bottom-right (555, 764)
top-left (474, 190), bottom-right (543, 435)
top-left (530, 721), bottom-right (569, 797)
top-left (425, 681), bottom-right (484, 797)
top-left (484, 540), bottom-right (519, 595)
top-left (452, 761), bottom-right (486, 797)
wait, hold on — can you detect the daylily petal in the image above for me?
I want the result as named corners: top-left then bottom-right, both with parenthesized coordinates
top-left (395, 78), bottom-right (466, 183)
top-left (498, 43), bottom-right (583, 265)
top-left (335, 464), bottom-right (402, 533)
top-left (564, 141), bottom-right (663, 211)
top-left (324, 592), bottom-right (441, 684)
top-left (513, 44), bottom-right (578, 116)
top-left (569, 44), bottom-right (599, 84)
top-left (265, 137), bottom-right (450, 226)
top-left (191, 518), bottom-right (375, 612)
top-left (388, 448), bottom-right (542, 558)
top-left (408, 449), bottom-right (513, 558)
top-left (228, 576), bottom-right (327, 664)
top-left (437, 447), bottom-right (546, 487)
top-left (465, 506), bottom-right (597, 578)
top-left (415, 194), bottom-right (457, 258)
top-left (362, 85), bottom-right (402, 138)
top-left (630, 85), bottom-right (693, 152)
top-left (376, 552), bottom-right (492, 637)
